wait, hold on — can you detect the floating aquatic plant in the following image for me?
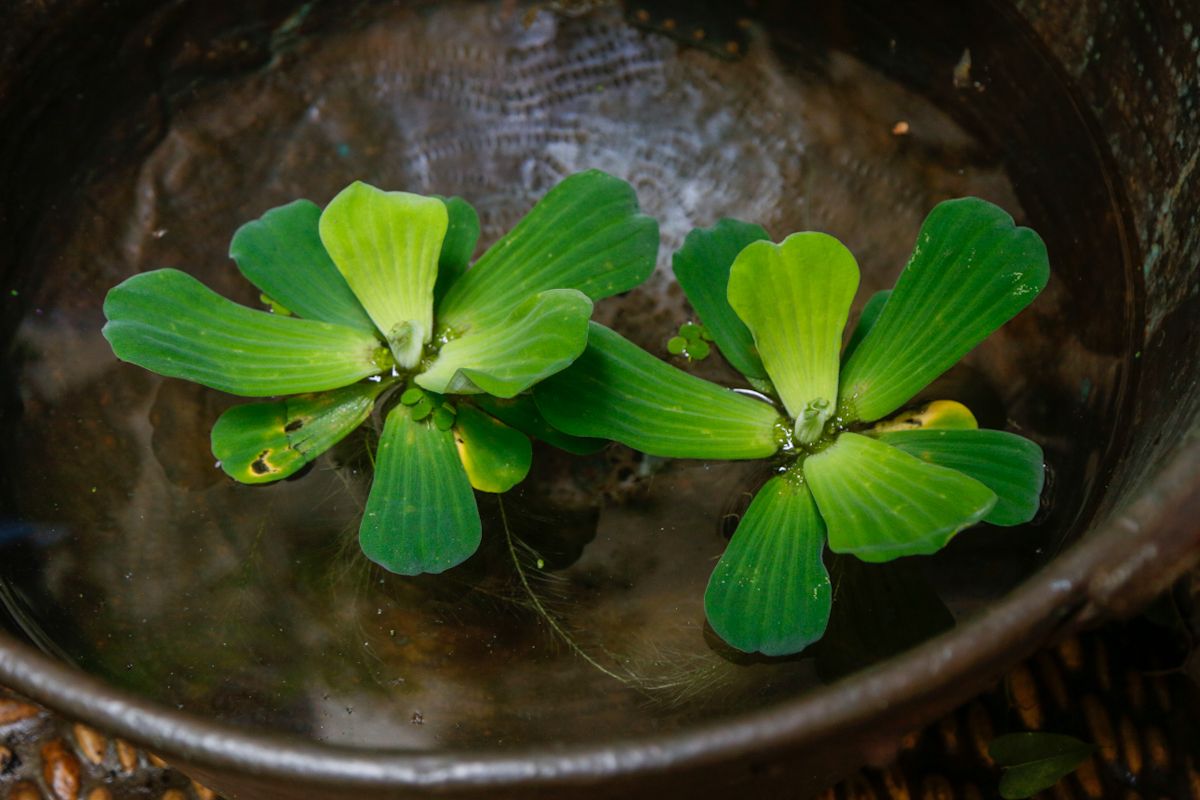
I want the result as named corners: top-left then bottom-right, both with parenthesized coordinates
top-left (534, 198), bottom-right (1050, 656)
top-left (102, 170), bottom-right (658, 575)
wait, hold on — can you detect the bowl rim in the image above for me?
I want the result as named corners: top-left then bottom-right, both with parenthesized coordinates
top-left (2, 438), bottom-right (1198, 792)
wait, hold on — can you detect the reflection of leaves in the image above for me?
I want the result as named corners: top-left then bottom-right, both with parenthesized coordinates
top-left (989, 732), bottom-right (1094, 799)
top-left (813, 555), bottom-right (954, 682)
top-left (149, 379), bottom-right (225, 490)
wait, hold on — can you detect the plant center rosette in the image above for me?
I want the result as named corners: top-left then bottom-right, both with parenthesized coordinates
top-left (534, 199), bottom-right (1050, 656)
top-left (102, 170), bottom-right (658, 575)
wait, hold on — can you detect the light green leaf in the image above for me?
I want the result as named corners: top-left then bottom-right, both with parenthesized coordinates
top-left (839, 198), bottom-right (1050, 422)
top-left (453, 405), bottom-right (532, 493)
top-left (534, 323), bottom-right (783, 459)
top-left (672, 219), bottom-right (770, 380)
top-left (990, 733), bottom-right (1095, 799)
top-left (704, 474), bottom-right (832, 656)
top-left (842, 289), bottom-right (890, 363)
top-left (728, 232), bottom-right (859, 443)
top-left (228, 199), bottom-right (376, 333)
top-left (102, 269), bottom-right (391, 397)
top-left (877, 429), bottom-right (1044, 526)
top-left (319, 181), bottom-right (448, 369)
top-left (472, 394), bottom-right (605, 455)
top-left (360, 404), bottom-right (481, 575)
top-left (417, 289), bottom-right (592, 398)
top-left (211, 381), bottom-right (391, 484)
top-left (805, 432), bottom-right (996, 562)
top-left (433, 195), bottom-right (481, 304)
top-left (437, 170), bottom-right (659, 332)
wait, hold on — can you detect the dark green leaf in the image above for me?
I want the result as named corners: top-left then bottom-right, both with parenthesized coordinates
top-left (877, 429), bottom-right (1044, 526)
top-left (534, 323), bottom-right (783, 459)
top-left (437, 170), bottom-right (659, 332)
top-left (704, 474), bottom-right (832, 656)
top-left (839, 198), bottom-right (1050, 422)
top-left (990, 733), bottom-right (1095, 799)
top-left (728, 233), bottom-right (859, 443)
top-left (672, 219), bottom-right (770, 380)
top-left (211, 381), bottom-right (390, 483)
top-left (319, 181), bottom-right (448, 369)
top-left (102, 269), bottom-right (390, 397)
top-left (360, 404), bottom-right (481, 575)
top-left (842, 289), bottom-right (890, 364)
top-left (433, 195), bottom-right (481, 304)
top-left (453, 405), bottom-right (532, 493)
top-left (416, 288), bottom-right (592, 398)
top-left (228, 199), bottom-right (375, 333)
top-left (472, 394), bottom-right (605, 455)
top-left (805, 432), bottom-right (996, 562)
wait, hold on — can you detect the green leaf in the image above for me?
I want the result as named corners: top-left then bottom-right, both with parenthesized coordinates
top-left (869, 399), bottom-right (979, 433)
top-left (102, 269), bottom-right (390, 397)
top-left (534, 322), bottom-right (783, 459)
top-left (433, 196), bottom-right (481, 304)
top-left (877, 429), bottom-right (1044, 526)
top-left (319, 181), bottom-right (448, 369)
top-left (704, 474), bottom-right (832, 656)
top-left (989, 733), bottom-right (1095, 799)
top-left (839, 198), bottom-right (1050, 422)
top-left (805, 432), bottom-right (996, 562)
top-left (472, 394), bottom-right (605, 455)
top-left (228, 199), bottom-right (376, 333)
top-left (359, 404), bottom-right (481, 575)
top-left (416, 288), bottom-right (592, 398)
top-left (728, 232), bottom-right (859, 443)
top-left (453, 405), bottom-right (532, 493)
top-left (211, 381), bottom-right (390, 483)
top-left (437, 170), bottom-right (659, 333)
top-left (842, 289), bottom-right (890, 364)
top-left (672, 219), bottom-right (770, 380)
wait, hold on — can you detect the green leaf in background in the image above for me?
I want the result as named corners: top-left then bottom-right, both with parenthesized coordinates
top-left (228, 199), bottom-right (376, 334)
top-left (472, 394), bottom-right (605, 455)
top-left (878, 429), bottom-right (1044, 526)
top-left (360, 404), bottom-right (481, 575)
top-left (534, 323), bottom-right (783, 460)
top-left (319, 181), bottom-right (448, 369)
top-left (417, 288), bottom-right (593, 398)
top-left (453, 405), bottom-right (532, 493)
top-left (867, 399), bottom-right (979, 434)
top-left (805, 432), bottom-right (996, 562)
top-left (433, 195), bottom-right (481, 304)
top-left (989, 733), bottom-right (1095, 799)
top-left (704, 474), bottom-right (832, 656)
top-left (437, 170), bottom-right (659, 332)
top-left (839, 197), bottom-right (1050, 423)
top-left (102, 269), bottom-right (391, 397)
top-left (211, 381), bottom-right (391, 483)
top-left (728, 233), bottom-right (859, 443)
top-left (672, 218), bottom-right (770, 381)
top-left (841, 289), bottom-right (890, 364)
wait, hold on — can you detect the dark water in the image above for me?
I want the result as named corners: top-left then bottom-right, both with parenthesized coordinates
top-left (0, 0), bottom-right (1138, 750)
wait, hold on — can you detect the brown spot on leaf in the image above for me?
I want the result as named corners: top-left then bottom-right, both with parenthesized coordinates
top-left (250, 450), bottom-right (274, 475)
top-left (285, 418), bottom-right (304, 432)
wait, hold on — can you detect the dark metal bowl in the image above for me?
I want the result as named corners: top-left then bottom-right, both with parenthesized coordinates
top-left (1, 1), bottom-right (1197, 797)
